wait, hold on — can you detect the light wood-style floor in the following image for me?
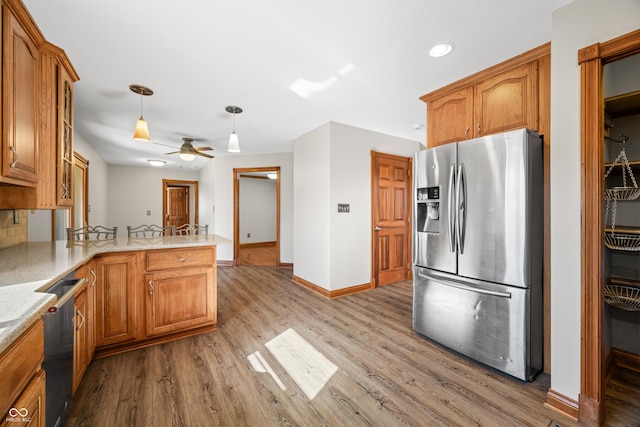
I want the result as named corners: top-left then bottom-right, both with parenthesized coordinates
top-left (67, 266), bottom-right (638, 427)
top-left (238, 244), bottom-right (278, 266)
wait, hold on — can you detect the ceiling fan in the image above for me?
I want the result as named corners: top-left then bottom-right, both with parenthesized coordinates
top-left (161, 137), bottom-right (214, 160)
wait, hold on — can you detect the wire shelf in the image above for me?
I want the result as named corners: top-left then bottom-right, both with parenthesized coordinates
top-left (604, 230), bottom-right (640, 251)
top-left (604, 281), bottom-right (640, 311)
top-left (604, 186), bottom-right (640, 201)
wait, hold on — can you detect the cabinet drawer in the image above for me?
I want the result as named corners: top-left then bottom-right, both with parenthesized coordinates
top-left (146, 247), bottom-right (214, 271)
top-left (0, 319), bottom-right (44, 418)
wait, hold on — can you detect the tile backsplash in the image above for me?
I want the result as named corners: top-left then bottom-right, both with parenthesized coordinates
top-left (0, 209), bottom-right (27, 249)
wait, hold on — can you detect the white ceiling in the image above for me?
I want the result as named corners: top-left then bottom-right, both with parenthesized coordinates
top-left (23, 0), bottom-right (572, 171)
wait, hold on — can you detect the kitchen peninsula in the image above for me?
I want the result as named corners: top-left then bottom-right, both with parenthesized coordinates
top-left (0, 235), bottom-right (228, 353)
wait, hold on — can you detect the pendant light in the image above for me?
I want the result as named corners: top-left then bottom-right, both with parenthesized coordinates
top-left (226, 105), bottom-right (242, 152)
top-left (129, 84), bottom-right (153, 141)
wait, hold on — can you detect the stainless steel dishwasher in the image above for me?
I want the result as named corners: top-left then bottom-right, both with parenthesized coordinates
top-left (41, 271), bottom-right (86, 427)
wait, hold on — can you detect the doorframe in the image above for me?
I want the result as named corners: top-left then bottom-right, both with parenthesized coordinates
top-left (162, 179), bottom-right (199, 230)
top-left (370, 151), bottom-right (413, 287)
top-left (233, 167), bottom-right (281, 267)
top-left (577, 29), bottom-right (640, 425)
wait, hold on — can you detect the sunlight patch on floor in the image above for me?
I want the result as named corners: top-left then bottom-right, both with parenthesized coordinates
top-left (248, 350), bottom-right (286, 391)
top-left (265, 328), bottom-right (338, 400)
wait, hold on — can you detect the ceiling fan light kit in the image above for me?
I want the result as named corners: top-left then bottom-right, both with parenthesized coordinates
top-left (179, 138), bottom-right (197, 161)
top-left (226, 105), bottom-right (242, 153)
top-left (129, 84), bottom-right (154, 142)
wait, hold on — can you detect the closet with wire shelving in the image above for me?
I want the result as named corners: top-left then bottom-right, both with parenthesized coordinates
top-left (603, 54), bottom-right (640, 365)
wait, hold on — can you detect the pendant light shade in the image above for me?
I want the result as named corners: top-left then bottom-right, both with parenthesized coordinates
top-left (225, 105), bottom-right (242, 152)
top-left (228, 131), bottom-right (240, 153)
top-left (134, 117), bottom-right (150, 141)
top-left (130, 84), bottom-right (153, 141)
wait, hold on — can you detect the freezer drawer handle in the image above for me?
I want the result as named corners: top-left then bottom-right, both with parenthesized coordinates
top-left (418, 273), bottom-right (511, 298)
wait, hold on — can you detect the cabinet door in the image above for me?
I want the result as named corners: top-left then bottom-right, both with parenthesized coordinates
top-left (73, 288), bottom-right (88, 393)
top-left (1, 6), bottom-right (40, 184)
top-left (426, 87), bottom-right (474, 148)
top-left (0, 370), bottom-right (46, 427)
top-left (95, 254), bottom-right (137, 347)
top-left (474, 62), bottom-right (538, 137)
top-left (76, 261), bottom-right (97, 358)
top-left (145, 267), bottom-right (215, 337)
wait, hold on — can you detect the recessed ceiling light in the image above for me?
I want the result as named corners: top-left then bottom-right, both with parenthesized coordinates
top-left (429, 43), bottom-right (453, 58)
top-left (147, 159), bottom-right (165, 167)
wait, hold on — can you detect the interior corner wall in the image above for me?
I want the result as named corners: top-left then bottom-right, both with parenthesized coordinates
top-left (293, 121), bottom-right (420, 292)
top-left (549, 0), bottom-right (640, 402)
top-left (328, 122), bottom-right (420, 290)
top-left (293, 124), bottom-right (332, 288)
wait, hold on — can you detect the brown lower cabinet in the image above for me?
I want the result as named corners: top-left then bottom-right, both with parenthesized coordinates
top-left (0, 319), bottom-right (45, 427)
top-left (92, 246), bottom-right (217, 358)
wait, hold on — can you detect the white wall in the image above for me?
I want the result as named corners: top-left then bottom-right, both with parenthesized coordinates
top-left (294, 121), bottom-right (420, 291)
top-left (106, 165), bottom-right (198, 237)
top-left (239, 177), bottom-right (277, 244)
top-left (293, 124), bottom-right (331, 287)
top-left (549, 0), bottom-right (640, 402)
top-left (199, 152), bottom-right (294, 263)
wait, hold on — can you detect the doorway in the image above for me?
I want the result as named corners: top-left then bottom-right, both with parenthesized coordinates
top-left (371, 151), bottom-right (412, 287)
top-left (578, 29), bottom-right (640, 425)
top-left (233, 167), bottom-right (280, 267)
top-left (162, 179), bottom-right (199, 234)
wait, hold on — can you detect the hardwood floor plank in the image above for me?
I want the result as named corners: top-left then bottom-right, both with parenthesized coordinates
top-left (67, 266), bottom-right (635, 426)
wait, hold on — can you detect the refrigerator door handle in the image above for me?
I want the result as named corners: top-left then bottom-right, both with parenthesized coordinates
top-left (456, 164), bottom-right (466, 254)
top-left (417, 272), bottom-right (512, 298)
top-left (448, 163), bottom-right (456, 252)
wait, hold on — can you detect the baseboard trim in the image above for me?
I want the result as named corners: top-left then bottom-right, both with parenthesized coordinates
top-left (291, 275), bottom-right (372, 299)
top-left (278, 262), bottom-right (293, 269)
top-left (613, 347), bottom-right (640, 372)
top-left (217, 260), bottom-right (236, 267)
top-left (544, 388), bottom-right (579, 421)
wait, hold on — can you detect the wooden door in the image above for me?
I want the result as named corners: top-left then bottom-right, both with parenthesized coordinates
top-left (474, 62), bottom-right (538, 137)
top-left (167, 187), bottom-right (189, 233)
top-left (372, 152), bottom-right (412, 286)
top-left (426, 87), bottom-right (474, 148)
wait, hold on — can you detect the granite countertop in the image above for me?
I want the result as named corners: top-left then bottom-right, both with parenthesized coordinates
top-left (0, 234), bottom-right (230, 354)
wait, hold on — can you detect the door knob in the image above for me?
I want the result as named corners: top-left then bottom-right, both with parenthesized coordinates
top-left (374, 226), bottom-right (381, 231)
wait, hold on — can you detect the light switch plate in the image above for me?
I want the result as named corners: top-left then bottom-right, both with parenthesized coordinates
top-left (337, 203), bottom-right (350, 213)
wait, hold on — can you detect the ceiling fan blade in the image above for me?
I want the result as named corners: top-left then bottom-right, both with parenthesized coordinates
top-left (164, 151), bottom-right (179, 155)
top-left (153, 141), bottom-right (180, 149)
top-left (194, 146), bottom-right (214, 152)
top-left (196, 151), bottom-right (214, 159)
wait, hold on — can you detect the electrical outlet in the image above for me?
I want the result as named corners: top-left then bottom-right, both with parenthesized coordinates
top-left (247, 233), bottom-right (251, 238)
top-left (337, 203), bottom-right (350, 213)
top-left (146, 210), bottom-right (151, 216)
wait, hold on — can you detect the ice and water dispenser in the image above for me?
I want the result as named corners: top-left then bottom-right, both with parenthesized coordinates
top-left (416, 186), bottom-right (440, 234)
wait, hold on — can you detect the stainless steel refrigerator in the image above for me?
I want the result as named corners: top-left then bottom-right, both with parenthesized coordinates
top-left (412, 128), bottom-right (543, 381)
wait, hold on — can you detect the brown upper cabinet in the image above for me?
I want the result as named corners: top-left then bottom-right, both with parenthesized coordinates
top-left (0, 0), bottom-right (79, 209)
top-left (1, 1), bottom-right (41, 185)
top-left (421, 43), bottom-right (549, 148)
